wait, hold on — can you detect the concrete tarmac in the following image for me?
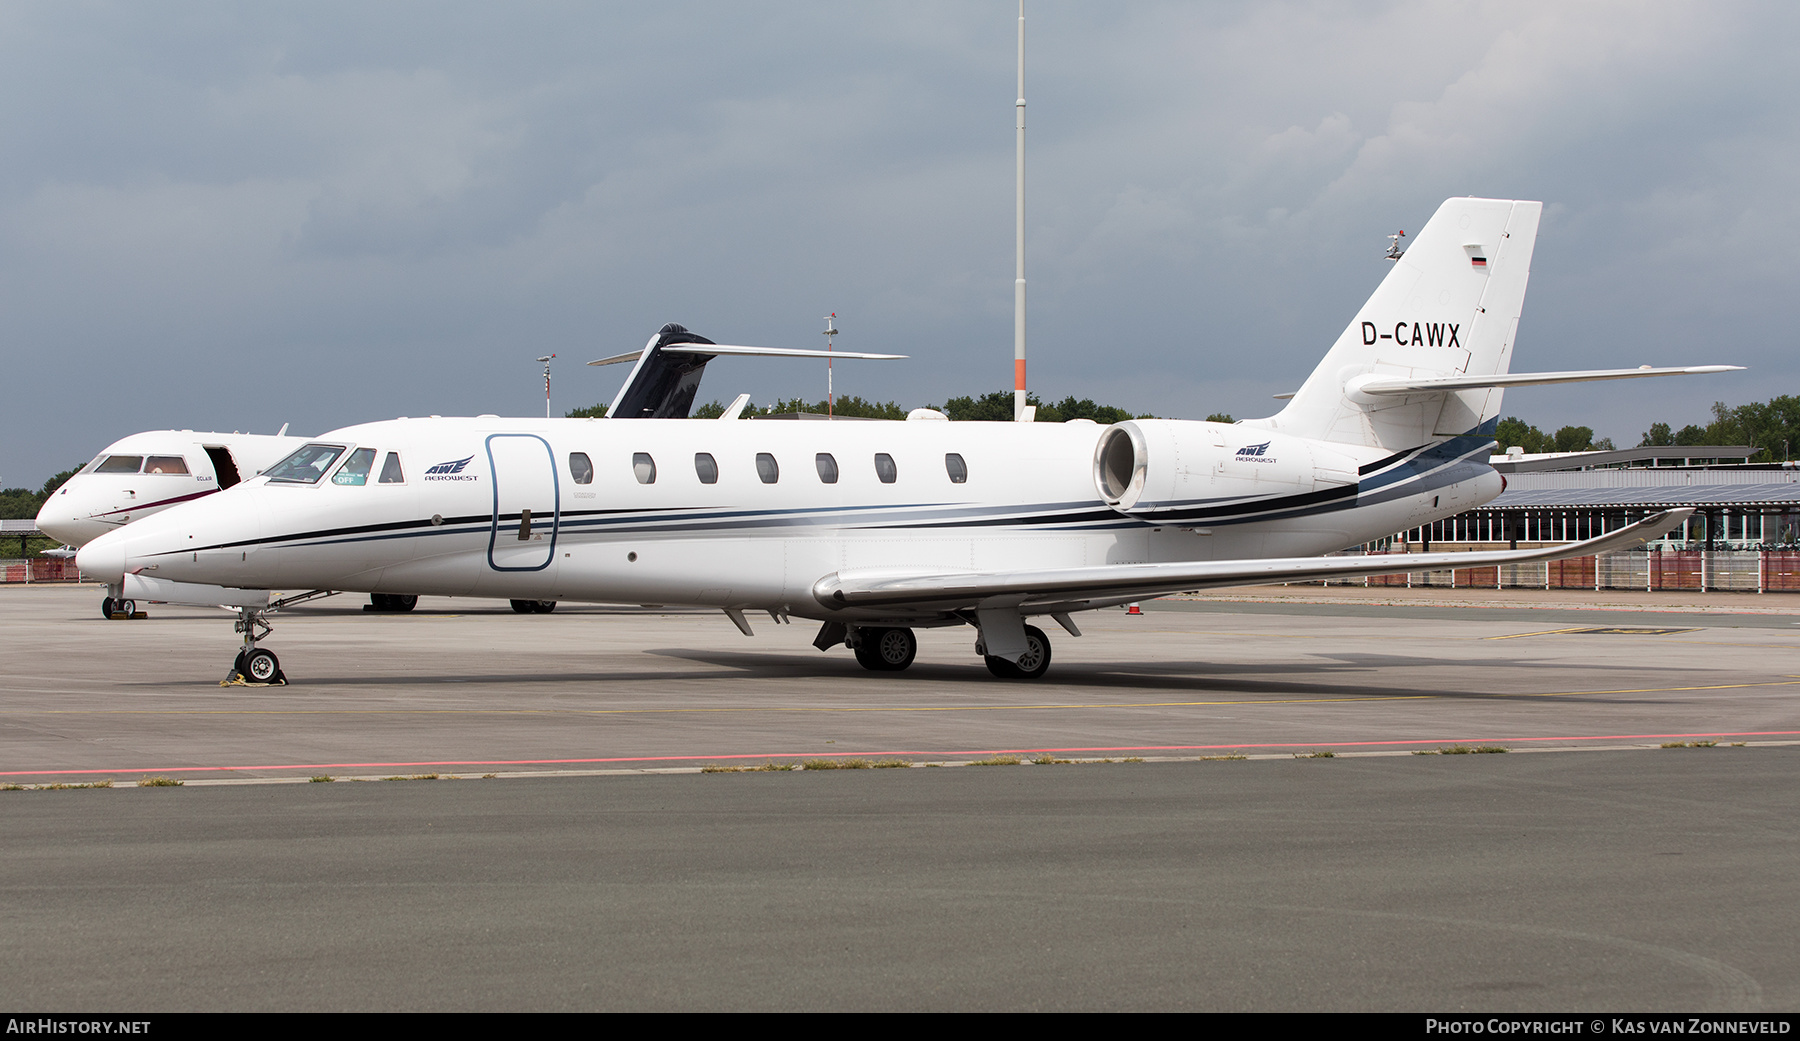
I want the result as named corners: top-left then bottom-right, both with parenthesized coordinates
top-left (4, 584), bottom-right (1799, 1010)
top-left (3, 584), bottom-right (1798, 781)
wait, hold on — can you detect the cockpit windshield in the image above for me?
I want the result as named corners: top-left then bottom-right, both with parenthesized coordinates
top-left (332, 448), bottom-right (377, 486)
top-left (266, 444), bottom-right (349, 485)
top-left (95, 455), bottom-right (143, 474)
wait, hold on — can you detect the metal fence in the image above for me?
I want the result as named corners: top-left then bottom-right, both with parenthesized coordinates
top-left (1334, 549), bottom-right (1800, 593)
top-left (0, 558), bottom-right (83, 584)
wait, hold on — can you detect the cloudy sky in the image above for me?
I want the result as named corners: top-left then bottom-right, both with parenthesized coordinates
top-left (3, 1), bottom-right (1795, 485)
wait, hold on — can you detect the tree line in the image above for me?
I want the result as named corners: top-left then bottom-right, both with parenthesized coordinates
top-left (1496, 396), bottom-right (1800, 463)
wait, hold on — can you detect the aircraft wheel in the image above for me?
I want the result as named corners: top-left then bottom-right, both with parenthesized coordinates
top-left (873, 627), bottom-right (916, 670)
top-left (242, 648), bottom-right (282, 684)
top-left (118, 599), bottom-right (136, 618)
top-left (533, 600), bottom-right (556, 614)
top-left (101, 596), bottom-right (115, 620)
top-left (232, 650), bottom-right (246, 676)
top-left (369, 594), bottom-right (390, 611)
top-left (391, 595), bottom-right (418, 613)
top-left (984, 625), bottom-right (1052, 680)
top-left (510, 599), bottom-right (536, 614)
top-left (854, 628), bottom-right (917, 672)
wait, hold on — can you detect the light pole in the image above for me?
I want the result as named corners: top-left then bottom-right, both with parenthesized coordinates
top-left (537, 355), bottom-right (555, 419)
top-left (823, 314), bottom-right (838, 418)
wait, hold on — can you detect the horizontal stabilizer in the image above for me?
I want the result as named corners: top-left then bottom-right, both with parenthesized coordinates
top-left (1349, 365), bottom-right (1742, 401)
top-left (589, 343), bottom-right (905, 366)
top-left (812, 510), bottom-right (1691, 613)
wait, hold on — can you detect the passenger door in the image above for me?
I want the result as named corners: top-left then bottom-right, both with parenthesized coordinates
top-left (486, 434), bottom-right (559, 571)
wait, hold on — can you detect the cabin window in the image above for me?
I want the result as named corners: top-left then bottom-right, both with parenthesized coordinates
top-left (874, 453), bottom-right (897, 484)
top-left (266, 444), bottom-right (348, 485)
top-left (332, 448), bottom-right (377, 486)
top-left (694, 453), bottom-right (719, 484)
top-left (144, 456), bottom-right (189, 475)
top-left (815, 453), bottom-right (839, 484)
top-left (379, 453), bottom-right (405, 484)
top-left (633, 453), bottom-right (657, 485)
top-left (756, 453), bottom-right (779, 484)
top-left (96, 455), bottom-right (143, 474)
top-left (945, 453), bottom-right (968, 484)
top-left (568, 452), bottom-right (594, 485)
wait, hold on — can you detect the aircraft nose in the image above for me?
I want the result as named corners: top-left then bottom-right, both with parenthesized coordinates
top-left (77, 530), bottom-right (128, 586)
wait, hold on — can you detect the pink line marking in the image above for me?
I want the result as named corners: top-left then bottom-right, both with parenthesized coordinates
top-left (7, 730), bottom-right (1799, 778)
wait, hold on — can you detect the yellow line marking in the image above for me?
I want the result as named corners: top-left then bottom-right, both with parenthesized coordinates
top-left (1488, 627), bottom-right (1593, 640)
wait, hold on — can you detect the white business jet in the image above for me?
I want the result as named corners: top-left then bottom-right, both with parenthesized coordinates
top-left (77, 197), bottom-right (1736, 683)
top-left (36, 428), bottom-right (304, 618)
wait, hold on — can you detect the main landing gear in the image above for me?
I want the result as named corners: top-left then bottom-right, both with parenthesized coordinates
top-left (365, 594), bottom-right (418, 612)
top-left (834, 622), bottom-right (1055, 679)
top-left (510, 599), bottom-right (557, 614)
top-left (850, 627), bottom-right (918, 672)
top-left (981, 625), bottom-right (1052, 680)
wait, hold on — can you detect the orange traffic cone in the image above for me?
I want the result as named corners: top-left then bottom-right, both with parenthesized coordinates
top-left (1126, 602), bottom-right (1142, 615)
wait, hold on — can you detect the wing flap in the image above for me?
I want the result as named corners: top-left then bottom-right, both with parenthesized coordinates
top-left (812, 509), bottom-right (1691, 612)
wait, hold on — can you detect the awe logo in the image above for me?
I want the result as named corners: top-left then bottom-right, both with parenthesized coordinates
top-left (424, 455), bottom-right (479, 481)
top-left (425, 456), bottom-right (474, 475)
top-left (1236, 442), bottom-right (1271, 457)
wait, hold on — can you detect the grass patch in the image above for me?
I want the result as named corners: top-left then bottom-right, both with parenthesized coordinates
top-left (870, 759), bottom-right (912, 769)
top-left (802, 758), bottom-right (871, 770)
top-left (1199, 753), bottom-right (1248, 761)
top-left (1, 783), bottom-right (23, 791)
top-left (32, 781), bottom-right (114, 790)
top-left (136, 776), bottom-right (183, 787)
top-left (1661, 740), bottom-right (1718, 749)
top-left (1731, 742), bottom-right (1747, 747)
top-left (309, 775), bottom-right (334, 783)
top-left (1122, 756), bottom-right (1147, 763)
top-left (1294, 751), bottom-right (1336, 759)
top-left (1030, 754), bottom-right (1072, 765)
top-left (382, 773), bottom-right (441, 781)
top-left (702, 762), bottom-right (797, 773)
top-left (1417, 745), bottom-right (1510, 755)
top-left (482, 773), bottom-right (498, 779)
top-left (971, 755), bottom-right (1022, 767)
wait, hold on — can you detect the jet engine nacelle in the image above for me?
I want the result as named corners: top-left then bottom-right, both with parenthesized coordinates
top-left (1093, 420), bottom-right (1360, 517)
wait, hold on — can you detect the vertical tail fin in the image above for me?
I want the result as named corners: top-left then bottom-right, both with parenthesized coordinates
top-left (1251, 197), bottom-right (1542, 449)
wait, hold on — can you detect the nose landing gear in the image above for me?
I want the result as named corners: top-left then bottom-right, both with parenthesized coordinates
top-left (228, 606), bottom-right (285, 685)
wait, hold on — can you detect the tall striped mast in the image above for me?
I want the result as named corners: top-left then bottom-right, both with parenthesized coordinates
top-left (1013, 0), bottom-right (1029, 421)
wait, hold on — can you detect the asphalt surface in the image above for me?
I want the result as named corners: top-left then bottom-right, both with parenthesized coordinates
top-left (2, 583), bottom-right (1798, 1010)
top-left (3, 751), bottom-right (1795, 1012)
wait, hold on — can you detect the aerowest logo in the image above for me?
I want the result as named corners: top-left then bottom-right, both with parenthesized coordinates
top-left (424, 455), bottom-right (479, 482)
top-left (1235, 442), bottom-right (1277, 464)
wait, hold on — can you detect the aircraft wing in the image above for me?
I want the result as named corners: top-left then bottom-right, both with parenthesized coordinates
top-left (812, 508), bottom-right (1691, 612)
top-left (588, 343), bottom-right (906, 366)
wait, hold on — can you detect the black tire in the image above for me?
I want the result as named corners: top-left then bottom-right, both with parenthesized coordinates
top-left (101, 597), bottom-right (115, 620)
top-left (232, 649), bottom-right (247, 677)
top-left (872, 627), bottom-right (916, 670)
top-left (534, 600), bottom-right (556, 614)
top-left (983, 625), bottom-right (1052, 680)
top-left (119, 599), bottom-right (136, 617)
top-left (243, 648), bottom-right (281, 684)
top-left (391, 595), bottom-right (418, 613)
top-left (369, 594), bottom-right (391, 611)
top-left (510, 599), bottom-right (536, 614)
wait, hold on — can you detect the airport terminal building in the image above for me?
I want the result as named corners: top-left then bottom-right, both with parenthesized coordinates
top-left (1367, 446), bottom-right (1800, 592)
